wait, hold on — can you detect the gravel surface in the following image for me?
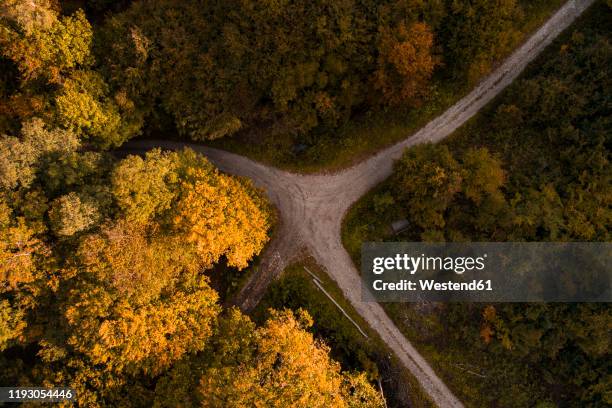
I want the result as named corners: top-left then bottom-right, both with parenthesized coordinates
top-left (123, 2), bottom-right (594, 406)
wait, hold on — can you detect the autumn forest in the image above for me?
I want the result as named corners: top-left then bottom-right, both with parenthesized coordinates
top-left (0, 0), bottom-right (610, 407)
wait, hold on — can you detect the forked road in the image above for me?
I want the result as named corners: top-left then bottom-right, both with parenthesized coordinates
top-left (124, 1), bottom-right (594, 406)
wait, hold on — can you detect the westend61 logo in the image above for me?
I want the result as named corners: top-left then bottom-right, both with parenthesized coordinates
top-left (362, 242), bottom-right (611, 303)
top-left (372, 253), bottom-right (487, 275)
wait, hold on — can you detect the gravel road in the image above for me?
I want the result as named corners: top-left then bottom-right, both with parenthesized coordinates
top-left (122, 1), bottom-right (594, 406)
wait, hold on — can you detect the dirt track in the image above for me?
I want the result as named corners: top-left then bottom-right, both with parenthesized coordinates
top-left (123, 1), bottom-right (594, 406)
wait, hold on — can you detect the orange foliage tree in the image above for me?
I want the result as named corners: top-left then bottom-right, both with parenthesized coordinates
top-left (199, 309), bottom-right (384, 408)
top-left (373, 22), bottom-right (438, 106)
top-left (58, 220), bottom-right (220, 376)
top-left (171, 150), bottom-right (271, 270)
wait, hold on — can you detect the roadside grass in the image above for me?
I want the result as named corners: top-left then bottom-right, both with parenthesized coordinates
top-left (340, 3), bottom-right (607, 407)
top-left (341, 184), bottom-right (396, 267)
top-left (252, 257), bottom-right (435, 408)
top-left (209, 85), bottom-right (459, 173)
top-left (206, 0), bottom-right (565, 173)
top-left (379, 302), bottom-right (551, 408)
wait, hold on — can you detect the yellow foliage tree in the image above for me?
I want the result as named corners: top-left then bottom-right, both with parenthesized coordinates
top-left (0, 6), bottom-right (92, 82)
top-left (0, 217), bottom-right (44, 292)
top-left (111, 149), bottom-right (179, 224)
top-left (112, 148), bottom-right (271, 270)
top-left (60, 220), bottom-right (220, 376)
top-left (172, 160), bottom-right (270, 270)
top-left (0, 198), bottom-right (48, 349)
top-left (0, 0), bottom-right (58, 35)
top-left (199, 309), bottom-right (384, 408)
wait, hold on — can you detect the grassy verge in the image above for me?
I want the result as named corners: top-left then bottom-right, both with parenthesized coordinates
top-left (252, 257), bottom-right (435, 408)
top-left (209, 85), bottom-right (459, 173)
top-left (340, 2), bottom-right (608, 406)
top-left (207, 0), bottom-right (565, 173)
top-left (380, 302), bottom-right (551, 408)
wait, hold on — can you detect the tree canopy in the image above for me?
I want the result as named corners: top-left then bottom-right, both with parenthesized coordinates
top-left (0, 109), bottom-right (381, 406)
top-left (0, 1), bottom-right (142, 147)
top-left (198, 309), bottom-right (384, 408)
top-left (1, 1), bottom-right (606, 406)
top-left (93, 0), bottom-right (542, 143)
top-left (353, 8), bottom-right (611, 405)
top-left (0, 0), bottom-right (560, 149)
